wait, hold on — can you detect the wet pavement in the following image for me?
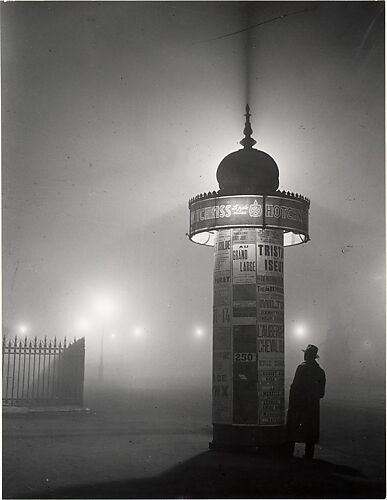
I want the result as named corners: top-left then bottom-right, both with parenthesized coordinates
top-left (3, 387), bottom-right (385, 498)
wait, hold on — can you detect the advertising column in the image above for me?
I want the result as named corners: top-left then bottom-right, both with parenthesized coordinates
top-left (256, 229), bottom-right (285, 426)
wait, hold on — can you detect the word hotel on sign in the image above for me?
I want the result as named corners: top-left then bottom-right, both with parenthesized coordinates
top-left (265, 204), bottom-right (307, 223)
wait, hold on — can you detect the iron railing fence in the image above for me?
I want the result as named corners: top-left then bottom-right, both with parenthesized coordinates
top-left (2, 336), bottom-right (85, 407)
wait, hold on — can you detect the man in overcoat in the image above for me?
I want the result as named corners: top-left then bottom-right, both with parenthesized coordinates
top-left (287, 344), bottom-right (326, 459)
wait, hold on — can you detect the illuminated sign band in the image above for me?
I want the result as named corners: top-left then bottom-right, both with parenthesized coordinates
top-left (188, 194), bottom-right (310, 247)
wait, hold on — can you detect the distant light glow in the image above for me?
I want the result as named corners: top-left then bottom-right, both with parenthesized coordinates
top-left (18, 324), bottom-right (29, 335)
top-left (76, 317), bottom-right (92, 333)
top-left (294, 323), bottom-right (306, 338)
top-left (134, 327), bottom-right (143, 337)
top-left (93, 295), bottom-right (115, 319)
top-left (110, 332), bottom-right (117, 339)
top-left (195, 328), bottom-right (204, 337)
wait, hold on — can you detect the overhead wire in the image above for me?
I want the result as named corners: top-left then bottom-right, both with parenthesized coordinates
top-left (197, 5), bottom-right (318, 44)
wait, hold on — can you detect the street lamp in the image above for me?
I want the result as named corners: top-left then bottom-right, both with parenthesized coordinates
top-left (18, 323), bottom-right (29, 336)
top-left (195, 328), bottom-right (204, 338)
top-left (93, 296), bottom-right (115, 319)
top-left (93, 295), bottom-right (115, 383)
top-left (75, 317), bottom-right (92, 334)
top-left (294, 323), bottom-right (307, 339)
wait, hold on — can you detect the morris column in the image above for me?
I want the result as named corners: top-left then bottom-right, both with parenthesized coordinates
top-left (188, 106), bottom-right (310, 448)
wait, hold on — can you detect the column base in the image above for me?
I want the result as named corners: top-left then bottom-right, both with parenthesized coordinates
top-left (210, 423), bottom-right (287, 451)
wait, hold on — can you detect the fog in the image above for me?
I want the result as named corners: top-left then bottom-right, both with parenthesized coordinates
top-left (2, 2), bottom-right (384, 400)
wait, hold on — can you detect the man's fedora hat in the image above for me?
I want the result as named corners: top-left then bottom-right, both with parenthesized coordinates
top-left (302, 344), bottom-right (319, 358)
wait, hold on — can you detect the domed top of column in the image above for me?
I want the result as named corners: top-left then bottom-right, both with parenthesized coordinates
top-left (216, 105), bottom-right (279, 195)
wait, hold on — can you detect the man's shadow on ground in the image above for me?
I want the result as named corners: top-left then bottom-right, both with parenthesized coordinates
top-left (22, 449), bottom-right (384, 499)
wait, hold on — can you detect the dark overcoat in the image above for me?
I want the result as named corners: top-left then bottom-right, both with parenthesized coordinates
top-left (286, 360), bottom-right (326, 443)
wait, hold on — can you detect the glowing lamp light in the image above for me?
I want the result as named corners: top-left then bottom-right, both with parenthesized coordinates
top-left (76, 317), bottom-right (92, 333)
top-left (110, 332), bottom-right (117, 339)
top-left (18, 324), bottom-right (29, 335)
top-left (93, 295), bottom-right (115, 319)
top-left (134, 327), bottom-right (143, 337)
top-left (195, 328), bottom-right (204, 337)
top-left (294, 323), bottom-right (306, 339)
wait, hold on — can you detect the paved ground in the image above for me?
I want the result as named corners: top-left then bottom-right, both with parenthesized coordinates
top-left (3, 386), bottom-right (385, 498)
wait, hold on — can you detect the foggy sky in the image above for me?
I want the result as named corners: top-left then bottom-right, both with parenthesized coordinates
top-left (2, 2), bottom-right (385, 390)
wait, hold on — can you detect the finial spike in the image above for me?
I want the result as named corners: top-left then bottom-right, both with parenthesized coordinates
top-left (240, 104), bottom-right (257, 149)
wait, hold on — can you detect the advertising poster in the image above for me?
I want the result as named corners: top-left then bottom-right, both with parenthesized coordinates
top-left (231, 229), bottom-right (258, 424)
top-left (213, 230), bottom-right (233, 424)
top-left (213, 230), bottom-right (232, 347)
top-left (233, 300), bottom-right (256, 318)
top-left (232, 243), bottom-right (256, 284)
top-left (213, 305), bottom-right (231, 327)
top-left (232, 324), bottom-right (258, 424)
top-left (232, 228), bottom-right (258, 245)
top-left (213, 327), bottom-right (231, 351)
top-left (256, 229), bottom-right (284, 276)
top-left (212, 350), bottom-right (232, 423)
top-left (256, 229), bottom-right (285, 426)
top-left (214, 253), bottom-right (231, 273)
top-left (214, 230), bottom-right (231, 274)
top-left (214, 286), bottom-right (231, 308)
